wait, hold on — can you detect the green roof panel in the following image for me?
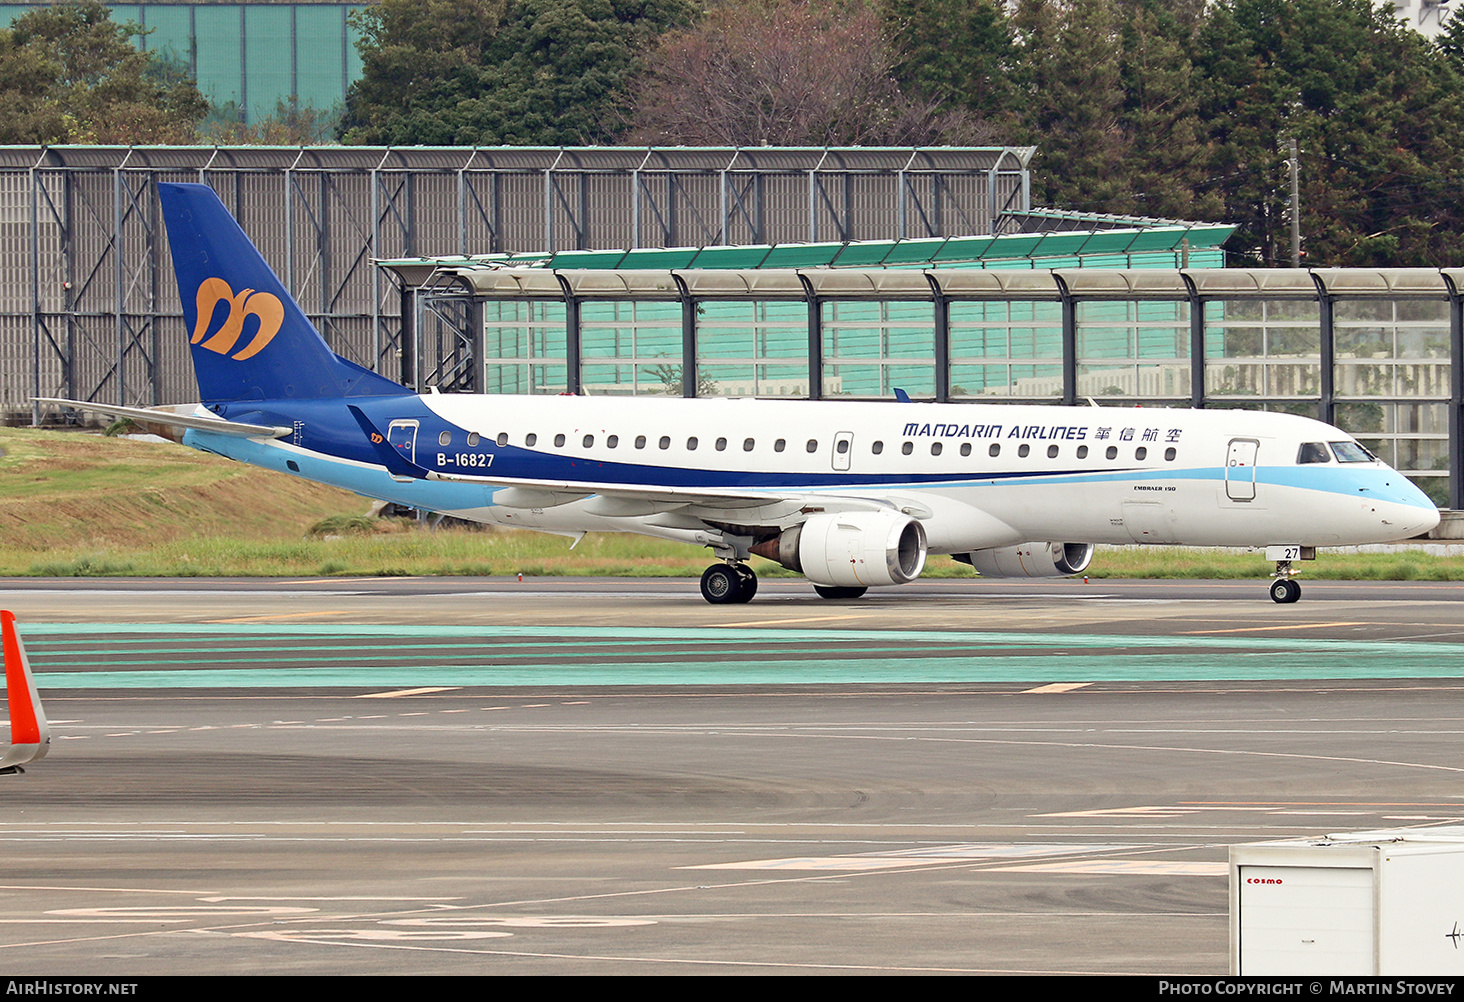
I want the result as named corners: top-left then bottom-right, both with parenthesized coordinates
top-left (879, 238), bottom-right (948, 265)
top-left (760, 244), bottom-right (842, 268)
top-left (829, 241), bottom-right (898, 266)
top-left (932, 235), bottom-right (998, 261)
top-left (613, 248), bottom-right (700, 269)
top-left (686, 245), bottom-right (773, 269)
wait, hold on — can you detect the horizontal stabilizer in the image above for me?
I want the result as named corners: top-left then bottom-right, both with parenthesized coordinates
top-left (36, 398), bottom-right (292, 439)
top-left (0, 611), bottom-right (49, 774)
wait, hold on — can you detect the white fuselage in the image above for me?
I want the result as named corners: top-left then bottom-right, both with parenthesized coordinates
top-left (194, 395), bottom-right (1441, 557)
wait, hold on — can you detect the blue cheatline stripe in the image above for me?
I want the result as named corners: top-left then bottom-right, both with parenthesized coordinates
top-left (10, 623), bottom-right (1464, 687)
top-left (200, 423), bottom-right (1433, 514)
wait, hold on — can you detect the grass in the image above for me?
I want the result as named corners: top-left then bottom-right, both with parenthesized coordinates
top-left (0, 424), bottom-right (1458, 580)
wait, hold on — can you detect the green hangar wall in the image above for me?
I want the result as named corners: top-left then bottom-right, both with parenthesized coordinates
top-left (0, 2), bottom-right (365, 122)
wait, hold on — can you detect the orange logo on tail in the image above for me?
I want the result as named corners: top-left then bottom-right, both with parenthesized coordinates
top-left (192, 277), bottom-right (285, 360)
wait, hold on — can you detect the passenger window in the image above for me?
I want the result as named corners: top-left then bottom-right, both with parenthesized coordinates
top-left (1298, 442), bottom-right (1331, 464)
top-left (901, 441), bottom-right (913, 456)
top-left (467, 432), bottom-right (480, 447)
top-left (1164, 447), bottom-right (1176, 461)
top-left (743, 438), bottom-right (755, 452)
top-left (1105, 445), bottom-right (1118, 460)
top-left (635, 435), bottom-right (647, 449)
top-left (438, 431), bottom-right (452, 446)
top-left (606, 435), bottom-right (619, 448)
top-left (583, 434), bottom-right (594, 448)
top-left (525, 433), bottom-right (536, 447)
top-left (775, 439), bottom-right (786, 452)
top-left (687, 436), bottom-right (698, 450)
top-left (1047, 444), bottom-right (1059, 458)
top-left (1076, 445), bottom-right (1088, 459)
top-left (554, 433), bottom-right (566, 447)
top-left (806, 439), bottom-right (818, 453)
top-left (659, 436), bottom-right (670, 450)
top-left (988, 443), bottom-right (1000, 457)
top-left (1018, 444), bottom-right (1030, 458)
top-left (496, 432), bottom-right (509, 447)
top-left (871, 441), bottom-right (883, 455)
top-left (1135, 446), bottom-right (1147, 460)
top-left (716, 437), bottom-right (727, 451)
top-left (960, 443), bottom-right (971, 457)
top-left (930, 442), bottom-right (942, 456)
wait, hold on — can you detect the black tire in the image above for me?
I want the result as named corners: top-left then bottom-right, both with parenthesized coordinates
top-left (1269, 578), bottom-right (1301, 604)
top-left (813, 585), bottom-right (867, 600)
top-left (701, 564), bottom-right (742, 604)
top-left (732, 564), bottom-right (758, 603)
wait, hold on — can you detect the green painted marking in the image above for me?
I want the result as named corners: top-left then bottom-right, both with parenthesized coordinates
top-left (18, 622), bottom-right (1464, 655)
top-left (13, 623), bottom-right (1464, 688)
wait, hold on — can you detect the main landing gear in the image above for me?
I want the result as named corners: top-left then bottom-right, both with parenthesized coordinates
top-left (700, 562), bottom-right (757, 604)
top-left (1269, 560), bottom-right (1301, 604)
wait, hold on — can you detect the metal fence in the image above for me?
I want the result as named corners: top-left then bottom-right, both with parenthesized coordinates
top-left (1, 145), bottom-right (1033, 416)
top-left (400, 266), bottom-right (1462, 508)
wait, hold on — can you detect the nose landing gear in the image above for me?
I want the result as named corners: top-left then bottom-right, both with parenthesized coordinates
top-left (1269, 560), bottom-right (1301, 604)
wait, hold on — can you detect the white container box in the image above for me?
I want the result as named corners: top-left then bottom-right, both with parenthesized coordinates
top-left (1231, 828), bottom-right (1464, 975)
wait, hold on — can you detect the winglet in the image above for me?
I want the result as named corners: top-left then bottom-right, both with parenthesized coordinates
top-left (0, 611), bottom-right (49, 774)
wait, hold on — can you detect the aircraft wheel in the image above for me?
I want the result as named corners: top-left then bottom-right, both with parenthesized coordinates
top-left (813, 585), bottom-right (868, 600)
top-left (1269, 578), bottom-right (1301, 604)
top-left (701, 564), bottom-right (743, 604)
top-left (732, 564), bottom-right (758, 603)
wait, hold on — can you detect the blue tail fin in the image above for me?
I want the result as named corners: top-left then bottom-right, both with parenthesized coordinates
top-left (159, 182), bottom-right (403, 404)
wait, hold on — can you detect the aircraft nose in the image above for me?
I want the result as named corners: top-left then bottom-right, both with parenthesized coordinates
top-left (1370, 474), bottom-right (1439, 538)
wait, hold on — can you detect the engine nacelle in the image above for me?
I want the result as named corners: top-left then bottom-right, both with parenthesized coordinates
top-left (957, 542), bottom-right (1095, 578)
top-left (751, 511), bottom-right (928, 588)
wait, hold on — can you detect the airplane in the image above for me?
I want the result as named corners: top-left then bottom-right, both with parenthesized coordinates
top-left (40, 182), bottom-right (1441, 605)
top-left (2, 611), bottom-right (50, 775)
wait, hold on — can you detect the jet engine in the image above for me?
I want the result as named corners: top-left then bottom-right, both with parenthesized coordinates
top-left (956, 542), bottom-right (1094, 578)
top-left (751, 511), bottom-right (927, 587)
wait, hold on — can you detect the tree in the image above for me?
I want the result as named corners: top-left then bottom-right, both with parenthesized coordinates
top-left (0, 0), bottom-right (208, 144)
top-left (341, 0), bottom-right (696, 146)
top-left (1195, 0), bottom-right (1464, 266)
top-left (882, 0), bottom-right (1020, 121)
top-left (1114, 0), bottom-right (1219, 220)
top-left (202, 98), bottom-right (344, 146)
top-left (626, 0), bottom-right (983, 147)
top-left (1012, 0), bottom-right (1129, 211)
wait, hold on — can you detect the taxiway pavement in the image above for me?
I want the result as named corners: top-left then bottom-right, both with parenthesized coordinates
top-left (1, 577), bottom-right (1462, 974)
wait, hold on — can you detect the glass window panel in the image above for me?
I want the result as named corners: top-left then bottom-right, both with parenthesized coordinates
top-left (696, 299), bottom-right (808, 395)
top-left (950, 364), bottom-right (1015, 398)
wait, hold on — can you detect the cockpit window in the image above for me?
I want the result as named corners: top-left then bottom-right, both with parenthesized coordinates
top-left (1297, 442), bottom-right (1331, 464)
top-left (1329, 441), bottom-right (1376, 463)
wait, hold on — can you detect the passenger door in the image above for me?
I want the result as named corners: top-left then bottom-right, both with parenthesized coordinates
top-left (1226, 438), bottom-right (1259, 501)
top-left (387, 419), bottom-right (419, 483)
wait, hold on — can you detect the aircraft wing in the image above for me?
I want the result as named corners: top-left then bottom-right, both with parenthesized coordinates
top-left (347, 405), bottom-right (893, 518)
top-left (35, 398), bottom-right (293, 439)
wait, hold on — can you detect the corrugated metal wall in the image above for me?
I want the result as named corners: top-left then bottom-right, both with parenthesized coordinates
top-left (3, 146), bottom-right (1031, 416)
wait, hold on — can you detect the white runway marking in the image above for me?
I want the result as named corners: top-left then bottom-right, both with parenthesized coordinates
top-left (992, 861), bottom-right (1227, 875)
top-left (356, 687), bottom-right (460, 699)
